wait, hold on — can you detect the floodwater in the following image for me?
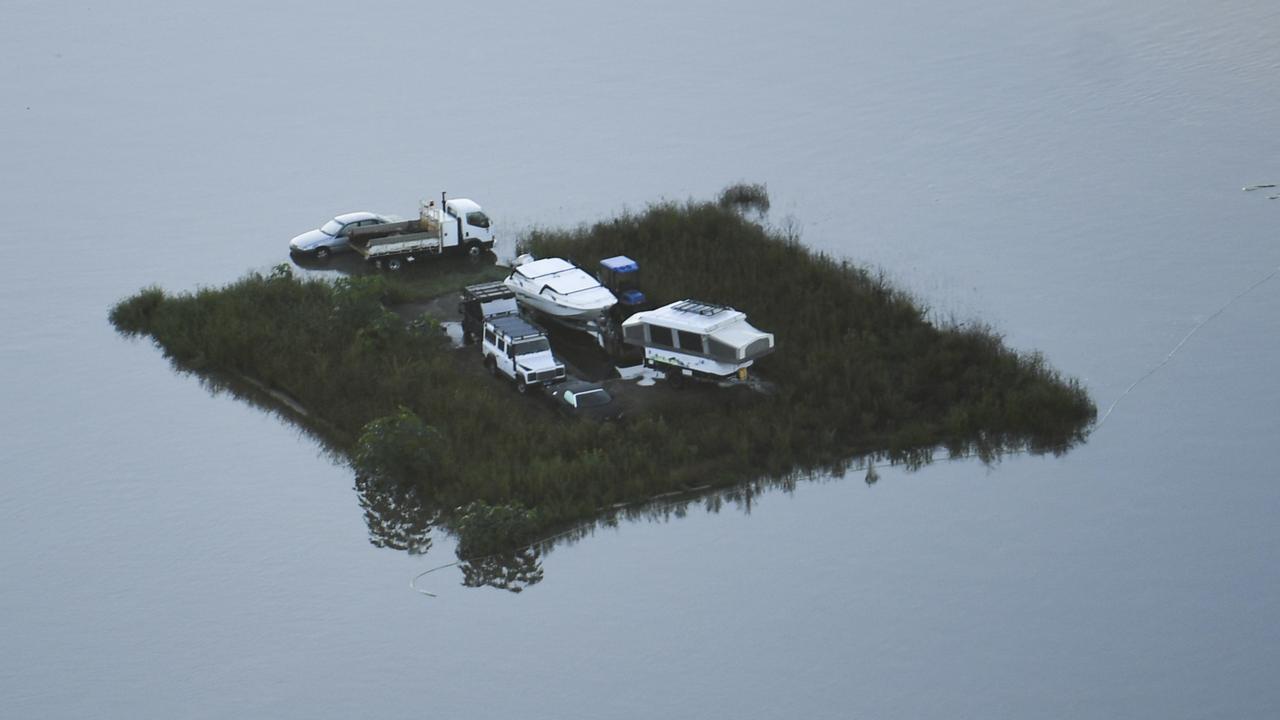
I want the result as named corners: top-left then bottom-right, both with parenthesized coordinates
top-left (3, 1), bottom-right (1279, 717)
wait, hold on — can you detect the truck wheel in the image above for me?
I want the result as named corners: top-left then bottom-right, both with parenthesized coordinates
top-left (466, 241), bottom-right (483, 258)
top-left (484, 356), bottom-right (497, 376)
top-left (315, 246), bottom-right (331, 260)
top-left (387, 258), bottom-right (403, 271)
top-left (516, 378), bottom-right (529, 394)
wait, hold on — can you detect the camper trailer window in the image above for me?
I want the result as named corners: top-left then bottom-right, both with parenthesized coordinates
top-left (677, 330), bottom-right (703, 353)
top-left (744, 336), bottom-right (772, 359)
top-left (484, 329), bottom-right (496, 345)
top-left (649, 325), bottom-right (674, 348)
top-left (707, 337), bottom-right (739, 362)
top-left (623, 324), bottom-right (645, 343)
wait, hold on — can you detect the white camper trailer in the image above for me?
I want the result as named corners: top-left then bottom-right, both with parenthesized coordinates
top-left (621, 299), bottom-right (774, 382)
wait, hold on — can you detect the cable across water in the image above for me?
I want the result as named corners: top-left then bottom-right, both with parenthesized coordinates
top-left (1097, 263), bottom-right (1280, 428)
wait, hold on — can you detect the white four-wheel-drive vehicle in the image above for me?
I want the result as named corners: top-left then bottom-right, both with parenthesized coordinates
top-left (289, 211), bottom-right (393, 259)
top-left (482, 315), bottom-right (566, 393)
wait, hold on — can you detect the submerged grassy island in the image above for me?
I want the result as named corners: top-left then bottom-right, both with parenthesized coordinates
top-left (111, 186), bottom-right (1094, 586)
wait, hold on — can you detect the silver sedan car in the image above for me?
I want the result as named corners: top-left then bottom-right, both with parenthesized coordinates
top-left (289, 211), bottom-right (391, 259)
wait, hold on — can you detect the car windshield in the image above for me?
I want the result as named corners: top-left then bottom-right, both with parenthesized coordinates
top-left (573, 389), bottom-right (611, 408)
top-left (466, 211), bottom-right (490, 229)
top-left (320, 220), bottom-right (345, 236)
top-left (512, 338), bottom-right (550, 355)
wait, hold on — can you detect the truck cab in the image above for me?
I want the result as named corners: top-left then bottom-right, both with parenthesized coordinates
top-left (482, 315), bottom-right (566, 393)
top-left (440, 198), bottom-right (495, 255)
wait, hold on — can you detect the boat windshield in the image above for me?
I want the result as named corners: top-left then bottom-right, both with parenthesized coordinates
top-left (320, 220), bottom-right (345, 236)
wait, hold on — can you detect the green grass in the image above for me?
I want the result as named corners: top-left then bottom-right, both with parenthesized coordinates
top-left (378, 257), bottom-right (508, 303)
top-left (111, 188), bottom-right (1095, 573)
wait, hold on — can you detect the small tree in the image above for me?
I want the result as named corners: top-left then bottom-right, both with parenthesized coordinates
top-left (352, 407), bottom-right (447, 485)
top-left (453, 501), bottom-right (542, 559)
top-left (717, 182), bottom-right (771, 215)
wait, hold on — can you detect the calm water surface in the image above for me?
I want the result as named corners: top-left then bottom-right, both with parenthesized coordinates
top-left (2, 1), bottom-right (1278, 717)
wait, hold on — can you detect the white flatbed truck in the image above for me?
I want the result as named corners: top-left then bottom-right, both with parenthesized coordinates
top-left (348, 195), bottom-right (494, 270)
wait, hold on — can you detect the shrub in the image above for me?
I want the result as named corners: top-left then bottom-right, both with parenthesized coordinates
top-left (718, 182), bottom-right (771, 215)
top-left (353, 407), bottom-right (450, 486)
top-left (108, 286), bottom-right (166, 336)
top-left (454, 501), bottom-right (542, 558)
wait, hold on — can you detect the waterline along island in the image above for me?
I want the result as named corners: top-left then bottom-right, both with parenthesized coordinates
top-left (111, 185), bottom-right (1095, 588)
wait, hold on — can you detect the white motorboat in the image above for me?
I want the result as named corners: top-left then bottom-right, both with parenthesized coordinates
top-left (504, 257), bottom-right (617, 319)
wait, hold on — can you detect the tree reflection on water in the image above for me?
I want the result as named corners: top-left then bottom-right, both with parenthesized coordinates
top-left (355, 473), bottom-right (435, 556)
top-left (168, 354), bottom-right (1084, 596)
top-left (356, 471), bottom-right (545, 593)
top-left (460, 549), bottom-right (545, 593)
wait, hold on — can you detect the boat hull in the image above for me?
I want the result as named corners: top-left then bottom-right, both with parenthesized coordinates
top-left (505, 283), bottom-right (615, 319)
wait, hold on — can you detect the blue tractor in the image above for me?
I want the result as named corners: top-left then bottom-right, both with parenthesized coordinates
top-left (597, 255), bottom-right (647, 359)
top-left (597, 255), bottom-right (647, 318)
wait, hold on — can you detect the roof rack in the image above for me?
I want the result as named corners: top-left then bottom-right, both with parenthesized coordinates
top-left (672, 299), bottom-right (730, 316)
top-left (462, 281), bottom-right (513, 301)
top-left (488, 314), bottom-right (545, 339)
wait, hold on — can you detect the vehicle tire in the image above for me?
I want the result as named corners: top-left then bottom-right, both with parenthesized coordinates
top-left (387, 258), bottom-right (403, 271)
top-left (484, 356), bottom-right (497, 376)
top-left (466, 241), bottom-right (484, 258)
top-left (315, 246), bottom-right (331, 260)
top-left (604, 334), bottom-right (622, 359)
top-left (516, 378), bottom-right (529, 395)
top-left (665, 365), bottom-right (686, 388)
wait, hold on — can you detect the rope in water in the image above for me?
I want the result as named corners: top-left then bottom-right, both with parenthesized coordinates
top-left (1096, 263), bottom-right (1280, 428)
top-left (1098, 185), bottom-right (1277, 426)
top-left (409, 521), bottom-right (592, 598)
